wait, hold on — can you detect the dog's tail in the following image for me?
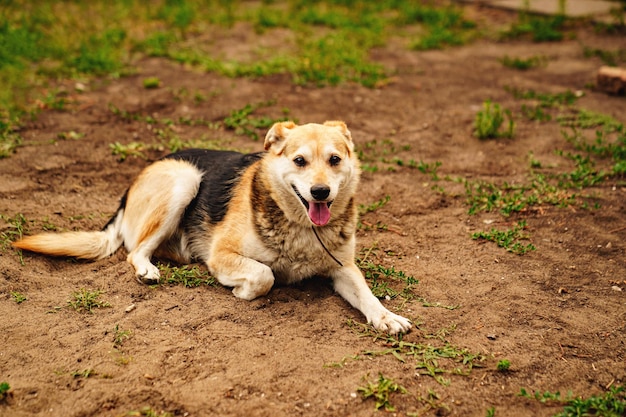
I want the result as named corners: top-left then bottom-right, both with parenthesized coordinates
top-left (12, 199), bottom-right (126, 261)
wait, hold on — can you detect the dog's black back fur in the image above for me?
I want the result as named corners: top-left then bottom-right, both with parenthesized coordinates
top-left (104, 149), bottom-right (264, 233)
top-left (165, 149), bottom-right (264, 225)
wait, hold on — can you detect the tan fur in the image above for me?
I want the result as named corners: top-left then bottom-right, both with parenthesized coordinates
top-left (13, 122), bottom-right (412, 334)
top-left (13, 231), bottom-right (118, 260)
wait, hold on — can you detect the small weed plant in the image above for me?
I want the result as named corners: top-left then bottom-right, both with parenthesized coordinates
top-left (1, 213), bottom-right (28, 264)
top-left (508, 87), bottom-right (581, 124)
top-left (496, 359), bottom-right (511, 372)
top-left (474, 100), bottom-right (515, 139)
top-left (402, 3), bottom-right (477, 50)
top-left (501, 3), bottom-right (567, 43)
top-left (71, 369), bottom-right (97, 379)
top-left (0, 116), bottom-right (22, 158)
top-left (583, 46), bottom-right (626, 67)
top-left (67, 289), bottom-right (111, 313)
top-left (356, 138), bottom-right (440, 176)
top-left (472, 220), bottom-right (536, 255)
top-left (223, 101), bottom-right (290, 140)
top-left (110, 141), bottom-right (147, 161)
top-left (358, 373), bottom-right (407, 412)
top-left (346, 321), bottom-right (487, 386)
top-left (112, 324), bottom-right (132, 349)
top-left (358, 195), bottom-right (391, 215)
top-left (500, 55), bottom-right (546, 70)
top-left (142, 77), bottom-right (161, 89)
top-left (357, 245), bottom-right (419, 302)
top-left (359, 262), bottom-right (419, 300)
top-left (108, 101), bottom-right (290, 160)
top-left (519, 385), bottom-right (625, 417)
top-left (158, 263), bottom-right (216, 288)
top-left (413, 389), bottom-right (451, 416)
top-left (508, 88), bottom-right (580, 108)
top-left (10, 291), bottom-right (27, 304)
top-left (0, 382), bottom-right (9, 401)
top-left (0, 213), bottom-right (27, 247)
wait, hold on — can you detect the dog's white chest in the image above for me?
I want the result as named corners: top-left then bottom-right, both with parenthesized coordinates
top-left (244, 227), bottom-right (336, 284)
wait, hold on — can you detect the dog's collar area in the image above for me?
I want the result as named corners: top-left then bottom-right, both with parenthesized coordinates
top-left (312, 226), bottom-right (343, 267)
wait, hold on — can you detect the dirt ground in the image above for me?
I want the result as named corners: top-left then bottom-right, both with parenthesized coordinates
top-left (1, 7), bottom-right (625, 417)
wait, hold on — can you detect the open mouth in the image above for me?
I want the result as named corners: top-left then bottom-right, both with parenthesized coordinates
top-left (292, 185), bottom-right (332, 226)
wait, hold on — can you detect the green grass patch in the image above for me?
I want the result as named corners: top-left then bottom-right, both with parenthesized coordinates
top-left (558, 109), bottom-right (622, 132)
top-left (67, 288), bottom-right (111, 313)
top-left (583, 46), bottom-right (626, 67)
top-left (0, 213), bottom-right (27, 247)
top-left (359, 261), bottom-right (419, 301)
top-left (519, 385), bottom-right (625, 417)
top-left (358, 196), bottom-right (391, 216)
top-left (358, 373), bottom-right (407, 412)
top-left (496, 359), bottom-right (511, 372)
top-left (0, 382), bottom-right (10, 401)
top-left (223, 101), bottom-right (291, 140)
top-left (10, 291), bottom-right (27, 304)
top-left (346, 321), bottom-right (487, 387)
top-left (356, 138), bottom-right (437, 174)
top-left (357, 245), bottom-right (419, 303)
top-left (501, 8), bottom-right (568, 42)
top-left (508, 87), bottom-right (580, 108)
top-left (509, 88), bottom-right (581, 123)
top-left (559, 110), bottom-right (626, 176)
top-left (158, 263), bottom-right (216, 288)
top-left (142, 77), bottom-right (161, 89)
top-left (401, 3), bottom-right (477, 50)
top-left (500, 55), bottom-right (547, 70)
top-left (70, 368), bottom-right (97, 379)
top-left (464, 94), bottom-right (622, 230)
top-left (0, 115), bottom-right (22, 158)
top-left (112, 324), bottom-right (132, 349)
top-left (108, 101), bottom-right (289, 159)
top-left (0, 213), bottom-right (28, 265)
top-left (109, 141), bottom-right (148, 161)
top-left (474, 100), bottom-right (515, 139)
top-left (1, 0), bottom-right (480, 120)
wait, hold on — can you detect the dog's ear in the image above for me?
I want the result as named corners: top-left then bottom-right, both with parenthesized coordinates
top-left (324, 120), bottom-right (352, 143)
top-left (265, 121), bottom-right (297, 152)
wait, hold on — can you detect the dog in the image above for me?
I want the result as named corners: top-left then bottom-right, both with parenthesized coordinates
top-left (13, 121), bottom-right (412, 334)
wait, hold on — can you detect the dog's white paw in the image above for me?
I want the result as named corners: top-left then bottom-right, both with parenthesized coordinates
top-left (135, 263), bottom-right (161, 285)
top-left (232, 275), bottom-right (274, 300)
top-left (370, 311), bottom-right (412, 335)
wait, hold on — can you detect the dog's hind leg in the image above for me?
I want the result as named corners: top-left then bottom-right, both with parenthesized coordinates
top-left (122, 159), bottom-right (203, 284)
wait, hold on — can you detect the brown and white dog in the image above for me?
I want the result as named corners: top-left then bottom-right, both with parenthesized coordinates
top-left (13, 121), bottom-right (412, 334)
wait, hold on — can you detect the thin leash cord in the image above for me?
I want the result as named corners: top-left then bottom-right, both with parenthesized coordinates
top-left (311, 226), bottom-right (343, 267)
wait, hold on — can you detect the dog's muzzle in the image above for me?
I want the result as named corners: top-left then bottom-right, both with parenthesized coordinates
top-left (292, 185), bottom-right (333, 226)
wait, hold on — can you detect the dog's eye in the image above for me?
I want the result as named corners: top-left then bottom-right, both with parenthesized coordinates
top-left (329, 155), bottom-right (341, 166)
top-left (293, 156), bottom-right (307, 167)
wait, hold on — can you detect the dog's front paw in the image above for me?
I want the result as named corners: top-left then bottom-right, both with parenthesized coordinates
top-left (370, 311), bottom-right (412, 335)
top-left (135, 264), bottom-right (161, 285)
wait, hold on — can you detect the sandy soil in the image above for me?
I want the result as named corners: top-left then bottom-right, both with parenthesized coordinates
top-left (1, 8), bottom-right (625, 417)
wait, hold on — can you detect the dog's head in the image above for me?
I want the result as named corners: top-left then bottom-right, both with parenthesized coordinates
top-left (263, 121), bottom-right (360, 227)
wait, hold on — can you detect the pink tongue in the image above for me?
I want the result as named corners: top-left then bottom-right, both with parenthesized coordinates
top-left (308, 202), bottom-right (331, 226)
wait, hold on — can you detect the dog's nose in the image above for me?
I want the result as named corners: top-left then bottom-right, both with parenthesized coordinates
top-left (310, 184), bottom-right (330, 201)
